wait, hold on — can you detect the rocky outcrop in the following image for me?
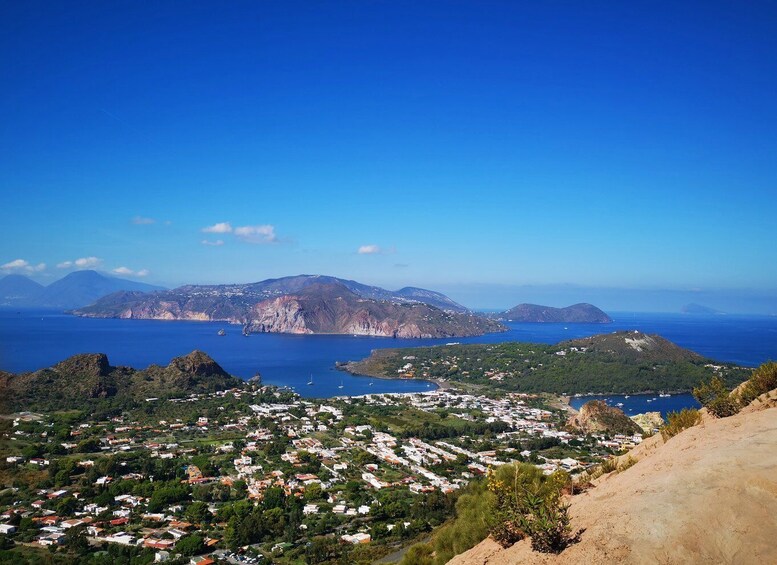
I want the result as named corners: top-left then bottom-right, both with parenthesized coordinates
top-left (630, 411), bottom-right (664, 433)
top-left (168, 350), bottom-right (231, 378)
top-left (567, 400), bottom-right (642, 435)
top-left (0, 351), bottom-right (242, 413)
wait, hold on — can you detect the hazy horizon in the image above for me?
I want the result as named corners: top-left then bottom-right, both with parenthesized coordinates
top-left (4, 268), bottom-right (776, 316)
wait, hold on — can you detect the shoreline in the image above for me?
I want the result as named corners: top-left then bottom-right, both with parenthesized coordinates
top-left (336, 361), bottom-right (453, 390)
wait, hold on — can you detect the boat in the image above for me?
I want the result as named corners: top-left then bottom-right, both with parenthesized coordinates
top-left (616, 402), bottom-right (624, 407)
top-left (338, 379), bottom-right (344, 389)
top-left (217, 329), bottom-right (226, 336)
top-left (242, 325), bottom-right (250, 337)
top-left (646, 399), bottom-right (652, 403)
top-left (307, 374), bottom-right (314, 386)
top-left (624, 395), bottom-right (630, 399)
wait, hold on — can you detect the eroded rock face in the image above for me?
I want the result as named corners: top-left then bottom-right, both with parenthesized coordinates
top-left (568, 400), bottom-right (642, 435)
top-left (247, 296), bottom-right (311, 334)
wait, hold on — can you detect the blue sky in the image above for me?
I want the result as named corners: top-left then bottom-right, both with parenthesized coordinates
top-left (2, 1), bottom-right (777, 311)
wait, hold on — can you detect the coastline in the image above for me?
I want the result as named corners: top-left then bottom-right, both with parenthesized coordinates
top-left (336, 360), bottom-right (452, 390)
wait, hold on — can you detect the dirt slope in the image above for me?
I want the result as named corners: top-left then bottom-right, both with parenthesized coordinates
top-left (449, 397), bottom-right (777, 564)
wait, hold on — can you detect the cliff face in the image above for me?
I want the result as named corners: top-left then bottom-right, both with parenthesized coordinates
top-left (75, 278), bottom-right (505, 338)
top-left (449, 393), bottom-right (777, 565)
top-left (244, 283), bottom-right (500, 338)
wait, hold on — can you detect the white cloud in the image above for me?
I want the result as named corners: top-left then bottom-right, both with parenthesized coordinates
top-left (75, 256), bottom-right (102, 268)
top-left (358, 244), bottom-right (382, 255)
top-left (201, 239), bottom-right (225, 246)
top-left (112, 266), bottom-right (150, 277)
top-left (202, 222), bottom-right (233, 234)
top-left (234, 224), bottom-right (277, 244)
top-left (132, 216), bottom-right (156, 225)
top-left (59, 256), bottom-right (102, 269)
top-left (1, 259), bottom-right (46, 273)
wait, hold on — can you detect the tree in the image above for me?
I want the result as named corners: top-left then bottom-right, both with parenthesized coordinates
top-left (185, 501), bottom-right (210, 524)
top-left (693, 376), bottom-right (739, 418)
top-left (65, 525), bottom-right (90, 554)
top-left (176, 534), bottom-right (205, 556)
top-left (304, 482), bottom-right (323, 502)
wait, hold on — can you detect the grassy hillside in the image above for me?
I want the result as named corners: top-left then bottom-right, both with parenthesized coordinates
top-left (344, 331), bottom-right (750, 395)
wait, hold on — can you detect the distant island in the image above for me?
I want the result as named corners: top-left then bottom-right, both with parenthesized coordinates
top-left (73, 274), bottom-right (506, 338)
top-left (495, 302), bottom-right (612, 323)
top-left (681, 302), bottom-right (723, 315)
top-left (0, 270), bottom-right (164, 309)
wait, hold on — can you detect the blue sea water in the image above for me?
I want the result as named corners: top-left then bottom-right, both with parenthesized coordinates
top-left (0, 310), bottom-right (775, 400)
top-left (568, 393), bottom-right (700, 420)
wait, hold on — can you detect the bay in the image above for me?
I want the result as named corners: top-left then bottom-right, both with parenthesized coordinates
top-left (568, 393), bottom-right (700, 419)
top-left (1, 309), bottom-right (775, 399)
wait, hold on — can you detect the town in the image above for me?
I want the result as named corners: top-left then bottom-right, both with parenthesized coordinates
top-left (0, 383), bottom-right (646, 564)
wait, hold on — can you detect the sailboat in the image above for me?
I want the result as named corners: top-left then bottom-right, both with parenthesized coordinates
top-left (338, 379), bottom-right (344, 389)
top-left (307, 374), bottom-right (314, 386)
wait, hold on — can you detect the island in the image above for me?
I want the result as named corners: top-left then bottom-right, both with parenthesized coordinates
top-left (72, 275), bottom-right (506, 338)
top-left (495, 302), bottom-right (613, 323)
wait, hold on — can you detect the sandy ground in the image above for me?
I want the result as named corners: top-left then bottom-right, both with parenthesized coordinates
top-left (449, 398), bottom-right (777, 565)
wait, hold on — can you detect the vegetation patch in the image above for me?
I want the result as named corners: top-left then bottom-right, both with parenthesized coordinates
top-left (661, 408), bottom-right (702, 440)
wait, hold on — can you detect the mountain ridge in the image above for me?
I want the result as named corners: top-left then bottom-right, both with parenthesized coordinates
top-left (0, 270), bottom-right (164, 309)
top-left (0, 350), bottom-right (242, 413)
top-left (73, 274), bottom-right (503, 338)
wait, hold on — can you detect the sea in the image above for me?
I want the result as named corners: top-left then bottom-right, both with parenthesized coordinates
top-left (1, 310), bottom-right (775, 408)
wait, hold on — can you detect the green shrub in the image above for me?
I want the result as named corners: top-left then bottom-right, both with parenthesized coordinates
top-left (487, 464), bottom-right (581, 554)
top-left (400, 479), bottom-right (494, 565)
top-left (738, 362), bottom-right (777, 406)
top-left (617, 455), bottom-right (637, 472)
top-left (599, 457), bottom-right (618, 474)
top-left (693, 376), bottom-right (740, 418)
top-left (661, 408), bottom-right (702, 440)
top-left (517, 492), bottom-right (582, 554)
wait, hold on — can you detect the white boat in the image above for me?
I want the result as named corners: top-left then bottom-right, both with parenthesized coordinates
top-left (217, 329), bottom-right (226, 336)
top-left (616, 402), bottom-right (624, 407)
top-left (338, 379), bottom-right (344, 389)
top-left (307, 374), bottom-right (314, 386)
